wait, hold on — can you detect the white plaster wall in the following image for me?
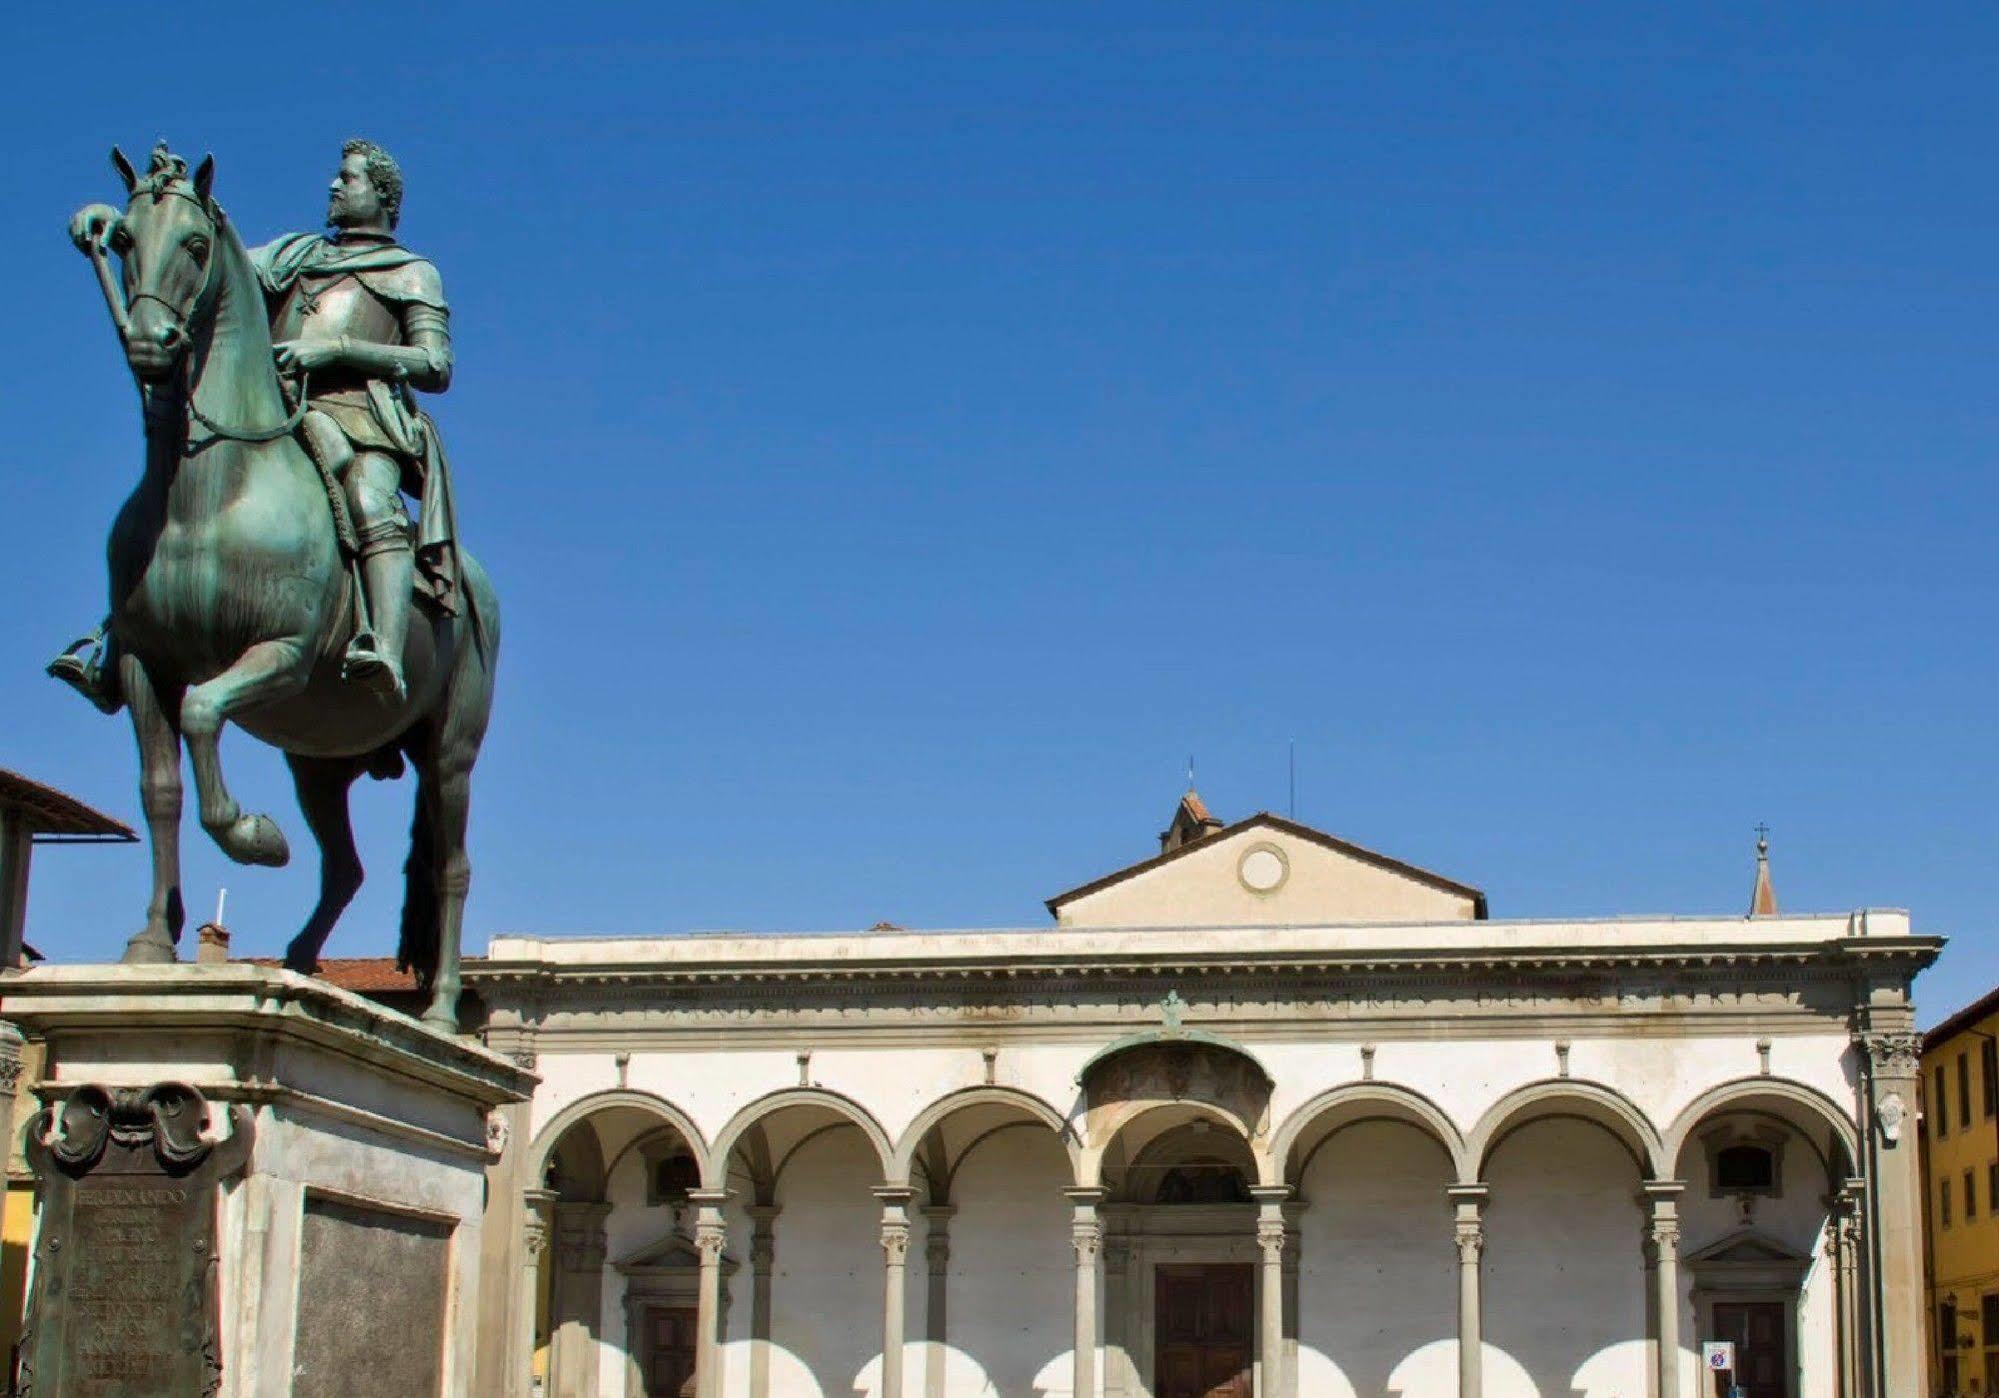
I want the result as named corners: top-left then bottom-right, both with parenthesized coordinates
top-left (599, 1145), bottom-right (662, 1398)
top-left (938, 1128), bottom-right (1073, 1396)
top-left (1483, 1119), bottom-right (1648, 1398)
top-left (766, 1126), bottom-right (895, 1398)
top-left (1295, 1121), bottom-right (1457, 1398)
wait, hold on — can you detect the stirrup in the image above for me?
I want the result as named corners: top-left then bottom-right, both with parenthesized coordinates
top-left (46, 634), bottom-right (120, 715)
top-left (342, 634), bottom-right (406, 705)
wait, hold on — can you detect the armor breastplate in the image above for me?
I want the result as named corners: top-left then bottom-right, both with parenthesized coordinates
top-left (273, 273), bottom-right (404, 354)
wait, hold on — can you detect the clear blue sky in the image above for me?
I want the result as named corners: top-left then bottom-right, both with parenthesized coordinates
top-left (4, 5), bottom-right (1994, 1025)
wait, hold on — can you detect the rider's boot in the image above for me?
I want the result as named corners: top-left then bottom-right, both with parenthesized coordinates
top-left (46, 624), bottom-right (123, 715)
top-left (344, 525), bottom-right (413, 707)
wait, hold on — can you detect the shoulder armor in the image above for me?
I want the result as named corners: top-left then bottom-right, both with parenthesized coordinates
top-left (356, 255), bottom-right (448, 311)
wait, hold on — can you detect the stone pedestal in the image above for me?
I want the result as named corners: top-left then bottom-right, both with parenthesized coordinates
top-left (0, 963), bottom-right (534, 1398)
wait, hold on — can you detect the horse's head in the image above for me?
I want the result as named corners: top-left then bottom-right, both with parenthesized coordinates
top-left (105, 143), bottom-right (222, 382)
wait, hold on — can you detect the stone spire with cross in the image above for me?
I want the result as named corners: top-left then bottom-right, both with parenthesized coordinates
top-left (1748, 824), bottom-right (1778, 917)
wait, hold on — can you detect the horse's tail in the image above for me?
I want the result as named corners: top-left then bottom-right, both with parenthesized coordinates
top-left (397, 783), bottom-right (439, 990)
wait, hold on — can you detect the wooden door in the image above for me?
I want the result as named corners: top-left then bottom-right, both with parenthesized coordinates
top-left (642, 1306), bottom-right (698, 1398)
top-left (1155, 1264), bottom-right (1252, 1398)
top-left (1709, 1301), bottom-right (1787, 1398)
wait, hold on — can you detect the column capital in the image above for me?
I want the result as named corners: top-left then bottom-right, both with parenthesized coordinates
top-left (1453, 1219), bottom-right (1485, 1264)
top-left (1639, 1180), bottom-right (1686, 1206)
top-left (1248, 1184), bottom-right (1294, 1205)
top-left (880, 1218), bottom-right (911, 1266)
top-left (872, 1184), bottom-right (919, 1206)
top-left (1071, 1223), bottom-right (1102, 1266)
top-left (694, 1219), bottom-right (729, 1261)
top-left (1257, 1215), bottom-right (1287, 1260)
top-left (686, 1187), bottom-right (732, 1208)
top-left (1856, 1028), bottom-right (1922, 1081)
top-left (1062, 1185), bottom-right (1109, 1208)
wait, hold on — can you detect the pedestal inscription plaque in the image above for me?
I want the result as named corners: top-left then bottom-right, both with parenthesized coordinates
top-left (291, 1195), bottom-right (452, 1398)
top-left (17, 1083), bottom-right (251, 1398)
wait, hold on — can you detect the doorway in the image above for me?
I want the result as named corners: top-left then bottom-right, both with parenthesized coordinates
top-left (1154, 1263), bottom-right (1252, 1398)
top-left (639, 1305), bottom-right (697, 1397)
top-left (1709, 1301), bottom-right (1786, 1398)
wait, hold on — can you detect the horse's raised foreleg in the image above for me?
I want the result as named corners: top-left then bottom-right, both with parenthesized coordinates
top-left (282, 753), bottom-right (366, 975)
top-left (119, 654), bottom-right (185, 963)
top-left (180, 638), bottom-right (313, 867)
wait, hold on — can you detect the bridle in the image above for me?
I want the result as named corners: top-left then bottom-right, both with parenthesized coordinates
top-left (89, 183), bottom-right (306, 445)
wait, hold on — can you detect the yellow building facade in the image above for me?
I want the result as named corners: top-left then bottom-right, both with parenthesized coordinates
top-left (1925, 987), bottom-right (1999, 1394)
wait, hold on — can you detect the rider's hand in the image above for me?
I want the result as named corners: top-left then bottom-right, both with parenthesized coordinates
top-left (69, 204), bottom-right (122, 253)
top-left (273, 339), bottom-right (341, 375)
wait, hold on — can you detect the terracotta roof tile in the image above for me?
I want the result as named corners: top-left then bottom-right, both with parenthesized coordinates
top-left (0, 768), bottom-right (136, 840)
top-left (241, 956), bottom-right (482, 993)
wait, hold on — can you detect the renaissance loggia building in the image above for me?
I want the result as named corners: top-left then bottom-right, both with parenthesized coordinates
top-left (466, 793), bottom-right (1936, 1398)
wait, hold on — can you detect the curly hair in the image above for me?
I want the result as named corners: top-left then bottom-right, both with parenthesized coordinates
top-left (342, 138), bottom-right (404, 229)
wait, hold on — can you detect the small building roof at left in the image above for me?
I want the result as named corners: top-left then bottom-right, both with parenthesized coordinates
top-left (0, 768), bottom-right (135, 841)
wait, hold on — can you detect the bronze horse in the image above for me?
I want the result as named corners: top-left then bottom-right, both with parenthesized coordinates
top-left (73, 146), bottom-right (497, 1030)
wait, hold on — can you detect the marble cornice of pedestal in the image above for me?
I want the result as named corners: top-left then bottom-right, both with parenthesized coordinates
top-left (0, 962), bottom-right (537, 1108)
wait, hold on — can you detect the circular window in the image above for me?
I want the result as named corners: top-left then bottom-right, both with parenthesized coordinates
top-left (1237, 843), bottom-right (1288, 894)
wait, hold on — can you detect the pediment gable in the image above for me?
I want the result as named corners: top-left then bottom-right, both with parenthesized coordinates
top-left (1685, 1230), bottom-right (1805, 1267)
top-left (1049, 812), bottom-right (1484, 928)
top-left (616, 1230), bottom-right (713, 1275)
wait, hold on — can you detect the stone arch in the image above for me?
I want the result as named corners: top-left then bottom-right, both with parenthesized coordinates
top-left (1268, 1081), bottom-right (1469, 1188)
top-left (889, 1085), bottom-right (1078, 1188)
top-left (1661, 1075), bottom-right (1861, 1186)
top-left (1079, 1098), bottom-right (1269, 1191)
top-left (704, 1086), bottom-right (895, 1190)
top-left (1467, 1078), bottom-right (1666, 1183)
top-left (528, 1088), bottom-right (709, 1195)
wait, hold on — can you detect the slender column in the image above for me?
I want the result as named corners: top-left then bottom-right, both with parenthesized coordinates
top-left (1250, 1186), bottom-right (1291, 1398)
top-left (1858, 1029), bottom-right (1926, 1397)
top-left (688, 1189), bottom-right (731, 1398)
top-left (1103, 1232), bottom-right (1134, 1398)
top-left (550, 1201), bottom-right (612, 1398)
top-left (1280, 1207), bottom-right (1303, 1398)
top-left (1447, 1185), bottom-right (1488, 1398)
top-left (1066, 1186), bottom-right (1107, 1398)
top-left (1641, 1181), bottom-right (1684, 1398)
top-left (876, 1186), bottom-right (916, 1398)
top-left (1835, 1178), bottom-right (1867, 1398)
top-left (748, 1204), bottom-right (780, 1398)
top-left (518, 1188), bottom-right (557, 1398)
top-left (921, 1204), bottom-right (954, 1398)
top-left (1825, 1191), bottom-right (1850, 1398)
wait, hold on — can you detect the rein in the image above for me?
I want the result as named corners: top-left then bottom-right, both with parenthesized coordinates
top-left (96, 191), bottom-right (308, 446)
top-left (186, 369), bottom-right (309, 444)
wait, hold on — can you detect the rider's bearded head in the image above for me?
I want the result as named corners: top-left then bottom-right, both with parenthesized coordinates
top-left (328, 139), bottom-right (403, 232)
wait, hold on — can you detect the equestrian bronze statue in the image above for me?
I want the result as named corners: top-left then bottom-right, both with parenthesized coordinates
top-left (52, 142), bottom-right (498, 1031)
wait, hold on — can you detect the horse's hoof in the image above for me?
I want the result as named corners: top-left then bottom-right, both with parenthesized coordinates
top-left (120, 929), bottom-right (177, 965)
top-left (219, 813), bottom-right (289, 867)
